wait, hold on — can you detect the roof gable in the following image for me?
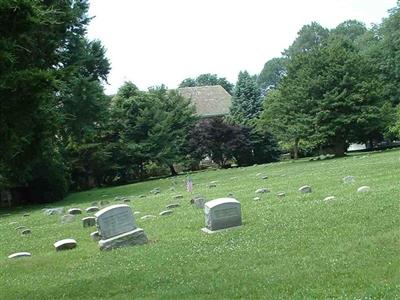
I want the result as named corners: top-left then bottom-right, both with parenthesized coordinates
top-left (178, 85), bottom-right (232, 117)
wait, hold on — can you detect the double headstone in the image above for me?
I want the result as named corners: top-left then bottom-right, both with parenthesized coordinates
top-left (95, 204), bottom-right (148, 251)
top-left (202, 198), bottom-right (242, 233)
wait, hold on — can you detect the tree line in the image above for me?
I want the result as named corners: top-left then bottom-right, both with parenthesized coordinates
top-left (1, 0), bottom-right (399, 205)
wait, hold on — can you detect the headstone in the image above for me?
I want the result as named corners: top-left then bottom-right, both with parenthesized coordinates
top-left (343, 176), bottom-right (355, 184)
top-left (123, 199), bottom-right (131, 203)
top-left (253, 197), bottom-right (260, 201)
top-left (193, 197), bottom-right (206, 209)
top-left (159, 210), bottom-right (173, 216)
top-left (357, 186), bottom-right (370, 193)
top-left (8, 252), bottom-right (31, 259)
top-left (140, 215), bottom-right (156, 220)
top-left (54, 239), bottom-right (77, 251)
top-left (323, 196), bottom-right (336, 202)
top-left (67, 208), bottom-right (82, 215)
top-left (256, 173), bottom-right (262, 176)
top-left (90, 231), bottom-right (101, 241)
top-left (23, 213), bottom-right (30, 217)
top-left (203, 198), bottom-right (242, 232)
top-left (82, 217), bottom-right (96, 227)
top-left (208, 183), bottom-right (217, 188)
top-left (43, 207), bottom-right (64, 216)
top-left (299, 185), bottom-right (312, 193)
top-left (16, 226), bottom-right (27, 230)
top-left (277, 192), bottom-right (286, 197)
top-left (261, 176), bottom-right (268, 180)
top-left (255, 188), bottom-right (269, 194)
top-left (133, 211), bottom-right (140, 215)
top-left (21, 229), bottom-right (31, 235)
top-left (173, 195), bottom-right (183, 200)
top-left (95, 204), bottom-right (147, 251)
top-left (86, 206), bottom-right (99, 213)
top-left (139, 195), bottom-right (146, 198)
top-left (61, 214), bottom-right (75, 224)
top-left (166, 203), bottom-right (179, 209)
top-left (9, 221), bottom-right (18, 225)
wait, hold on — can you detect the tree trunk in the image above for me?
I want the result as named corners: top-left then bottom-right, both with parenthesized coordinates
top-left (332, 141), bottom-right (347, 157)
top-left (293, 137), bottom-right (299, 160)
top-left (169, 165), bottom-right (178, 176)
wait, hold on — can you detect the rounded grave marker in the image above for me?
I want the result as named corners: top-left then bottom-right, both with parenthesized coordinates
top-left (166, 203), bottom-right (180, 209)
top-left (299, 186), bottom-right (312, 193)
top-left (61, 214), bottom-right (75, 224)
top-left (85, 206), bottom-right (99, 213)
top-left (82, 217), bottom-right (96, 227)
top-left (54, 239), bottom-right (77, 251)
top-left (357, 186), bottom-right (370, 193)
top-left (8, 252), bottom-right (31, 259)
top-left (255, 188), bottom-right (269, 194)
top-left (67, 208), bottom-right (82, 215)
top-left (159, 210), bottom-right (173, 216)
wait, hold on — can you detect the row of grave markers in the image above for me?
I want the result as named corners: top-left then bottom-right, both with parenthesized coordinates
top-left (7, 175), bottom-right (369, 258)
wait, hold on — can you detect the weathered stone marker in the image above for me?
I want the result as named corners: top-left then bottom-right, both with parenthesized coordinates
top-left (95, 204), bottom-right (148, 251)
top-left (61, 214), bottom-right (75, 224)
top-left (82, 217), bottom-right (96, 227)
top-left (85, 206), bottom-right (99, 213)
top-left (67, 208), bottom-right (82, 215)
top-left (159, 210), bottom-right (173, 216)
top-left (8, 252), bottom-right (31, 259)
top-left (90, 231), bottom-right (101, 241)
top-left (343, 176), bottom-right (355, 184)
top-left (255, 188), bottom-right (269, 194)
top-left (166, 203), bottom-right (179, 209)
top-left (357, 186), bottom-right (370, 193)
top-left (43, 207), bottom-right (64, 216)
top-left (299, 185), bottom-right (312, 193)
top-left (54, 239), bottom-right (77, 251)
top-left (202, 198), bottom-right (242, 233)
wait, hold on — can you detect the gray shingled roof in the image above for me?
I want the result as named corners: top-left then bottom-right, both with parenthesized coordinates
top-left (178, 85), bottom-right (232, 117)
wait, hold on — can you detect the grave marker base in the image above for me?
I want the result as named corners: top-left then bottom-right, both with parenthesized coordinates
top-left (98, 228), bottom-right (148, 251)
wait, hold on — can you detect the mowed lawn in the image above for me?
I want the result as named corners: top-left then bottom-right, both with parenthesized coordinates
top-left (1, 150), bottom-right (399, 299)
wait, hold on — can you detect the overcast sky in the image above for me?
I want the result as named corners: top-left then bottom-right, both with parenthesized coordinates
top-left (87, 0), bottom-right (397, 94)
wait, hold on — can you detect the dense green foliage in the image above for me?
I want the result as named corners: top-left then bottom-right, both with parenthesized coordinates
top-left (230, 71), bottom-right (262, 125)
top-left (179, 73), bottom-right (234, 94)
top-left (1, 150), bottom-right (399, 299)
top-left (2, 0), bottom-right (400, 205)
top-left (186, 118), bottom-right (279, 167)
top-left (105, 83), bottom-right (196, 182)
top-left (0, 0), bottom-right (107, 202)
top-left (258, 3), bottom-right (400, 158)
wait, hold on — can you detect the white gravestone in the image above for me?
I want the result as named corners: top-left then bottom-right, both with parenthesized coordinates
top-left (95, 204), bottom-right (147, 251)
top-left (202, 198), bottom-right (242, 233)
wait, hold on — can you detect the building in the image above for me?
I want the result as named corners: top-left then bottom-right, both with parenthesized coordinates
top-left (177, 85), bottom-right (232, 118)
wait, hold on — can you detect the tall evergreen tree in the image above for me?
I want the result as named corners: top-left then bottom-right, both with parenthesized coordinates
top-left (230, 71), bottom-right (262, 125)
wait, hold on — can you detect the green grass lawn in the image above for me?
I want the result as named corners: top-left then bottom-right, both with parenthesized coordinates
top-left (1, 150), bottom-right (399, 299)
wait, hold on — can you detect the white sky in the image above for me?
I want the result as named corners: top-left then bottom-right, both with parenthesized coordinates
top-left (87, 0), bottom-right (397, 95)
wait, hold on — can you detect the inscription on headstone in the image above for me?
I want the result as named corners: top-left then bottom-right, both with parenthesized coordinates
top-left (203, 198), bottom-right (242, 232)
top-left (95, 205), bottom-right (136, 239)
top-left (94, 204), bottom-right (147, 250)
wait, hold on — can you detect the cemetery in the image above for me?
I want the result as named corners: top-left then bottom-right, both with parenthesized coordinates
top-left (1, 1), bottom-right (400, 299)
top-left (1, 149), bottom-right (399, 299)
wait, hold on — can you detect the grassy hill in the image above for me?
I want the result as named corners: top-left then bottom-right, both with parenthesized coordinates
top-left (1, 150), bottom-right (399, 299)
